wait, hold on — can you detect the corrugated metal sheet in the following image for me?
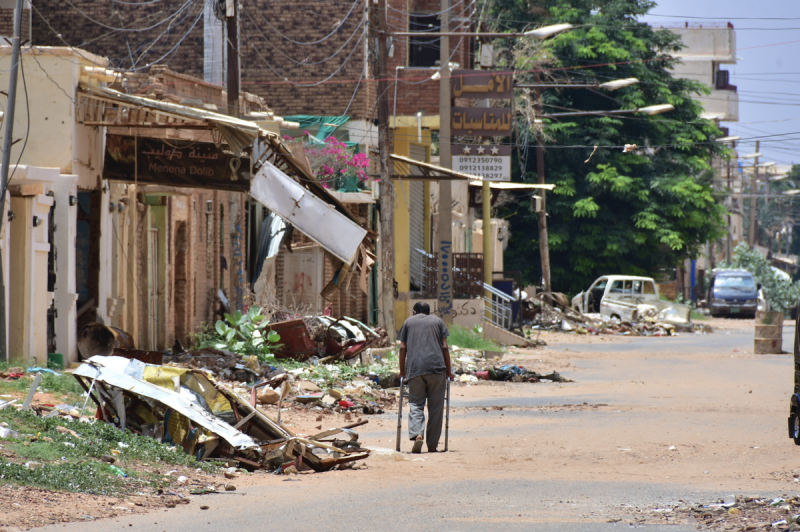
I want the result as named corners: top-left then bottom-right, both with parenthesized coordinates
top-left (250, 160), bottom-right (367, 264)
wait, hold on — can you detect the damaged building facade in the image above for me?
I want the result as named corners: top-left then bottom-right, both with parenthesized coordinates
top-left (29, 0), bottom-right (514, 335)
top-left (0, 45), bottom-right (373, 364)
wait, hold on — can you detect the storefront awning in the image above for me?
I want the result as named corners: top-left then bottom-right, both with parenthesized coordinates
top-left (78, 83), bottom-right (264, 156)
top-left (468, 181), bottom-right (556, 190)
top-left (388, 154), bottom-right (483, 181)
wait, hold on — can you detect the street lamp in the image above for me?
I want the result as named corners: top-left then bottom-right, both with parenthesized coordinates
top-left (522, 23), bottom-right (574, 39)
top-left (388, 23), bottom-right (574, 38)
top-left (516, 78), bottom-right (640, 91)
top-left (399, 21), bottom-right (574, 310)
top-left (542, 103), bottom-right (674, 118)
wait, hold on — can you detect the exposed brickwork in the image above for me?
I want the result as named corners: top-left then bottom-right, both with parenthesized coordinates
top-left (0, 9), bottom-right (30, 41)
top-left (31, 0), bottom-right (471, 119)
top-left (31, 0), bottom-right (204, 76)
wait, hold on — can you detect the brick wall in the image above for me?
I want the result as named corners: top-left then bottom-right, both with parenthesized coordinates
top-left (32, 0), bottom-right (204, 77)
top-left (32, 0), bottom-right (471, 120)
top-left (0, 9), bottom-right (30, 40)
top-left (238, 0), bottom-right (371, 117)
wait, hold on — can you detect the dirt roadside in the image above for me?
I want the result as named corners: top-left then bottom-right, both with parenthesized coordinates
top-left (6, 316), bottom-right (799, 531)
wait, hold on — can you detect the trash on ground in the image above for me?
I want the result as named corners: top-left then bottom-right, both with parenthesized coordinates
top-left (69, 355), bottom-right (370, 472)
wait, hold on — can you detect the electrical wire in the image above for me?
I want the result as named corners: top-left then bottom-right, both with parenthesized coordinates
top-left (61, 0), bottom-right (200, 33)
top-left (240, 20), bottom-right (366, 87)
top-left (242, 9), bottom-right (366, 67)
top-left (254, 0), bottom-right (363, 46)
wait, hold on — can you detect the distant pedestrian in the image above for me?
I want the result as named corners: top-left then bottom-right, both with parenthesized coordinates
top-left (398, 302), bottom-right (454, 453)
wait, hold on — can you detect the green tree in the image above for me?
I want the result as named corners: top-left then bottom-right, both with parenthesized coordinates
top-left (484, 0), bottom-right (729, 293)
top-left (753, 164), bottom-right (800, 253)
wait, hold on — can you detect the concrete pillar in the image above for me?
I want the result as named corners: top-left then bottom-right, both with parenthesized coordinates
top-left (9, 194), bottom-right (53, 363)
top-left (0, 195), bottom-right (9, 357)
top-left (52, 176), bottom-right (79, 364)
top-left (96, 183), bottom-right (111, 323)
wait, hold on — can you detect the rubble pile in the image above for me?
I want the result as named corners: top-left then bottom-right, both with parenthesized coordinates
top-left (656, 495), bottom-right (800, 531)
top-left (167, 348), bottom-right (274, 382)
top-left (75, 356), bottom-right (371, 472)
top-left (448, 347), bottom-right (572, 385)
top-left (528, 303), bottom-right (712, 337)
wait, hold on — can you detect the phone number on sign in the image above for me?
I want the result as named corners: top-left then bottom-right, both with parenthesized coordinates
top-left (455, 157), bottom-right (505, 164)
top-left (455, 165), bottom-right (505, 172)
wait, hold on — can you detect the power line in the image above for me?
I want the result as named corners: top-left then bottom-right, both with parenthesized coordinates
top-left (253, 0), bottom-right (363, 46)
top-left (61, 0), bottom-right (199, 33)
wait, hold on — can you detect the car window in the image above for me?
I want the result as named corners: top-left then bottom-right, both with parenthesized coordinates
top-left (590, 279), bottom-right (607, 292)
top-left (715, 275), bottom-right (756, 290)
top-left (623, 280), bottom-right (633, 296)
top-left (632, 280), bottom-right (643, 294)
top-left (643, 282), bottom-right (656, 295)
top-left (610, 280), bottom-right (624, 293)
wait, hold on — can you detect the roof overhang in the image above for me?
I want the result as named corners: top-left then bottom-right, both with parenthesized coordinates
top-left (388, 154), bottom-right (482, 181)
top-left (78, 83), bottom-right (266, 156)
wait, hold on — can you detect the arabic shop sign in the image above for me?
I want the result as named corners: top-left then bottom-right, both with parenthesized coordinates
top-left (451, 107), bottom-right (513, 137)
top-left (452, 144), bottom-right (511, 182)
top-left (451, 70), bottom-right (513, 99)
top-left (103, 135), bottom-right (250, 191)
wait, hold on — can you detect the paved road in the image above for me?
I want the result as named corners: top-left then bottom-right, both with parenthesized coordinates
top-left (35, 321), bottom-right (797, 532)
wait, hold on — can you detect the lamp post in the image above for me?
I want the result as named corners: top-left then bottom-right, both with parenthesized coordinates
top-left (531, 87), bottom-right (673, 293)
top-left (740, 145), bottom-right (776, 247)
top-left (716, 135), bottom-right (740, 261)
top-left (421, 22), bottom-right (572, 323)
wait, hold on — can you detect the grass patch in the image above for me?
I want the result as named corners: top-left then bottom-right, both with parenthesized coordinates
top-left (448, 324), bottom-right (501, 351)
top-left (690, 310), bottom-right (708, 321)
top-left (0, 409), bottom-right (216, 495)
top-left (0, 358), bottom-right (85, 405)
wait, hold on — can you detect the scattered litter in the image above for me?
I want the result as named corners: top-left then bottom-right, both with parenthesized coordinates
top-left (69, 355), bottom-right (370, 472)
top-left (363, 447), bottom-right (425, 462)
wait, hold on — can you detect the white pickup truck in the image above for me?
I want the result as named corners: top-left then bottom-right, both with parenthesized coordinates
top-left (571, 275), bottom-right (692, 323)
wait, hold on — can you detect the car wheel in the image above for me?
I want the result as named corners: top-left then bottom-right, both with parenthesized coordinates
top-left (610, 314), bottom-right (621, 320)
top-left (791, 412), bottom-right (800, 446)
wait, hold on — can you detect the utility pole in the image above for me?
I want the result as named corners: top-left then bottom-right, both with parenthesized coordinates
top-left (437, 0), bottom-right (453, 323)
top-left (371, 0), bottom-right (395, 339)
top-left (225, 0), bottom-right (240, 117)
top-left (533, 71), bottom-right (551, 293)
top-left (726, 156), bottom-right (732, 262)
top-left (0, 0), bottom-right (25, 362)
top-left (749, 140), bottom-right (759, 247)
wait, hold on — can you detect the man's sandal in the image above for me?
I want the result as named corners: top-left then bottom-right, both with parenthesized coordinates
top-left (411, 435), bottom-right (423, 454)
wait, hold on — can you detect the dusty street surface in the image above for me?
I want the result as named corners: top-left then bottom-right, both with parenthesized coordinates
top-left (21, 317), bottom-right (800, 532)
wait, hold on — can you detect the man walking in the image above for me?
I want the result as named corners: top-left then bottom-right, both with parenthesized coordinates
top-left (398, 302), bottom-right (454, 453)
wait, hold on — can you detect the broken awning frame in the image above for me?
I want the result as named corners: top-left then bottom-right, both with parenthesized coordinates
top-left (77, 83), bottom-right (264, 157)
top-left (387, 154), bottom-right (484, 181)
top-left (467, 181), bottom-right (556, 190)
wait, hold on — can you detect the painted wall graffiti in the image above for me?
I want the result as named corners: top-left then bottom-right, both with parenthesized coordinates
top-left (437, 240), bottom-right (453, 317)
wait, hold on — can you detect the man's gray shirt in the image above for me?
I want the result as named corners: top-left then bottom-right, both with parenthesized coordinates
top-left (397, 314), bottom-right (450, 381)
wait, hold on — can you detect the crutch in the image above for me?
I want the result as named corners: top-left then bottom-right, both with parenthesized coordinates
top-left (395, 377), bottom-right (405, 452)
top-left (444, 377), bottom-right (451, 452)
